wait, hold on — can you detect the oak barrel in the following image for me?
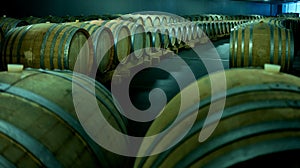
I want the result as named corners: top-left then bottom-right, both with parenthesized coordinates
top-left (103, 20), bottom-right (132, 64)
top-left (62, 21), bottom-right (115, 73)
top-left (229, 21), bottom-right (294, 72)
top-left (1, 23), bottom-right (94, 74)
top-left (134, 68), bottom-right (300, 168)
top-left (146, 27), bottom-right (162, 52)
top-left (109, 20), bottom-right (146, 59)
top-left (0, 68), bottom-right (128, 168)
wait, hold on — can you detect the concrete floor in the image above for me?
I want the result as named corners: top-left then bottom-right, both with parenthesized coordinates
top-left (127, 37), bottom-right (231, 136)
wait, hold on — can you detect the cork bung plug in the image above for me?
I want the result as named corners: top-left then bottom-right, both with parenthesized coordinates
top-left (264, 63), bottom-right (281, 73)
top-left (7, 64), bottom-right (24, 72)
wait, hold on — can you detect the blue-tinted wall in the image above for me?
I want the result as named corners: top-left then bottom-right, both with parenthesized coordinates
top-left (2, 0), bottom-right (273, 18)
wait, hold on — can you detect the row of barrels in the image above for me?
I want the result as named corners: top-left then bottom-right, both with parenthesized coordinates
top-left (0, 17), bottom-right (212, 75)
top-left (118, 14), bottom-right (252, 42)
top-left (0, 15), bottom-right (254, 76)
top-left (182, 14), bottom-right (264, 22)
top-left (120, 13), bottom-right (186, 27)
top-left (196, 20), bottom-right (249, 40)
top-left (1, 63), bottom-right (300, 168)
top-left (277, 12), bottom-right (299, 18)
top-left (229, 16), bottom-right (300, 73)
top-left (22, 14), bottom-right (122, 24)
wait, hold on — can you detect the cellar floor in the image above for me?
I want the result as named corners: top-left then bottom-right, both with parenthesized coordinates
top-left (127, 37), bottom-right (231, 136)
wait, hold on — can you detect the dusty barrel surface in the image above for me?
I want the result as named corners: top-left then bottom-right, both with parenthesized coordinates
top-left (0, 68), bottom-right (128, 168)
top-left (63, 21), bottom-right (115, 73)
top-left (134, 68), bottom-right (300, 168)
top-left (1, 23), bottom-right (94, 74)
top-left (229, 21), bottom-right (294, 72)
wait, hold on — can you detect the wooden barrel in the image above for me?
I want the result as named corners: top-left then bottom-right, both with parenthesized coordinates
top-left (144, 31), bottom-right (153, 56)
top-left (190, 22), bottom-right (198, 40)
top-left (204, 21), bottom-right (217, 40)
top-left (168, 16), bottom-right (175, 23)
top-left (62, 21), bottom-right (115, 73)
top-left (185, 23), bottom-right (193, 42)
top-left (173, 25), bottom-right (182, 45)
top-left (165, 26), bottom-right (176, 47)
top-left (135, 14), bottom-right (153, 27)
top-left (0, 68), bottom-right (128, 168)
top-left (220, 21), bottom-right (227, 36)
top-left (164, 15), bottom-right (178, 24)
top-left (281, 18), bottom-right (300, 53)
top-left (151, 15), bottom-right (161, 26)
top-left (92, 26), bottom-right (115, 73)
top-left (109, 20), bottom-right (146, 59)
top-left (214, 21), bottom-right (227, 37)
top-left (160, 16), bottom-right (168, 25)
top-left (195, 22), bottom-right (205, 39)
top-left (261, 17), bottom-right (285, 27)
top-left (121, 14), bottom-right (153, 27)
top-left (180, 24), bottom-right (187, 43)
top-left (119, 14), bottom-right (135, 22)
top-left (134, 68), bottom-right (300, 168)
top-left (131, 16), bottom-right (145, 26)
top-left (2, 23), bottom-right (94, 74)
top-left (229, 21), bottom-right (294, 72)
top-left (0, 17), bottom-right (29, 34)
top-left (224, 21), bottom-right (231, 36)
top-left (146, 27), bottom-right (162, 52)
top-left (189, 15), bottom-right (200, 21)
top-left (159, 27), bottom-right (170, 49)
top-left (120, 14), bottom-right (144, 26)
top-left (103, 20), bottom-right (132, 64)
top-left (206, 14), bottom-right (222, 21)
top-left (195, 21), bottom-right (204, 36)
top-left (142, 16), bottom-right (154, 27)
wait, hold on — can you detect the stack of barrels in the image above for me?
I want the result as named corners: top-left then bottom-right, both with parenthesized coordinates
top-left (119, 13), bottom-right (201, 49)
top-left (0, 13), bottom-right (259, 75)
top-left (183, 14), bottom-right (264, 22)
top-left (0, 15), bottom-right (133, 167)
top-left (1, 12), bottom-right (299, 168)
